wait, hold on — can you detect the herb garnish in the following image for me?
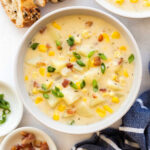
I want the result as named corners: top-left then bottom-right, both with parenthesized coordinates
top-left (30, 43), bottom-right (39, 50)
top-left (80, 80), bottom-right (86, 89)
top-left (69, 120), bottom-right (75, 125)
top-left (47, 66), bottom-right (56, 72)
top-left (56, 40), bottom-right (62, 50)
top-left (52, 87), bottom-right (64, 98)
top-left (92, 80), bottom-right (98, 92)
top-left (88, 51), bottom-right (95, 58)
top-left (128, 54), bottom-right (134, 64)
top-left (98, 53), bottom-right (107, 60)
top-left (70, 81), bottom-right (78, 89)
top-left (43, 93), bottom-right (49, 99)
top-left (73, 52), bottom-right (81, 59)
top-left (101, 63), bottom-right (106, 74)
top-left (67, 36), bottom-right (75, 46)
top-left (76, 60), bottom-right (86, 67)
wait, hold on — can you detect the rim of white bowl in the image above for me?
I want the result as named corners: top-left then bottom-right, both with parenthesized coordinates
top-left (0, 127), bottom-right (57, 150)
top-left (96, 0), bottom-right (150, 18)
top-left (14, 6), bottom-right (142, 134)
top-left (0, 81), bottom-right (23, 137)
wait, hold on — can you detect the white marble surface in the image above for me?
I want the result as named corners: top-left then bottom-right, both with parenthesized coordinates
top-left (0, 0), bottom-right (150, 149)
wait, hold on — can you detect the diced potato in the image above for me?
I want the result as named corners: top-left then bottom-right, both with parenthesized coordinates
top-left (75, 35), bottom-right (82, 44)
top-left (47, 95), bottom-right (60, 108)
top-left (77, 101), bottom-right (93, 117)
top-left (62, 87), bottom-right (81, 105)
top-left (77, 45), bottom-right (92, 56)
top-left (82, 30), bottom-right (91, 39)
top-left (89, 94), bottom-right (105, 107)
top-left (107, 80), bottom-right (122, 91)
top-left (48, 26), bottom-right (61, 41)
top-left (26, 56), bottom-right (42, 66)
top-left (50, 58), bottom-right (67, 72)
top-left (60, 67), bottom-right (71, 76)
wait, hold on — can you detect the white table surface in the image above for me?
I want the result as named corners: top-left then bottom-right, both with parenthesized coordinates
top-left (0, 0), bottom-right (150, 149)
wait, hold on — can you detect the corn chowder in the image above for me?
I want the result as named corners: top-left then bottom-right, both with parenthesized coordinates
top-left (24, 15), bottom-right (135, 125)
top-left (107, 0), bottom-right (150, 12)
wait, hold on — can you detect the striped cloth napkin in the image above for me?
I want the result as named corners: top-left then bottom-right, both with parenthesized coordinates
top-left (72, 63), bottom-right (150, 150)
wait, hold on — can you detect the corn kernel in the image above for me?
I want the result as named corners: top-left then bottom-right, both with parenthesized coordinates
top-left (111, 31), bottom-right (120, 39)
top-left (56, 85), bottom-right (63, 90)
top-left (38, 45), bottom-right (48, 52)
top-left (119, 46), bottom-right (127, 51)
top-left (130, 0), bottom-right (138, 3)
top-left (112, 74), bottom-right (118, 81)
top-left (70, 56), bottom-right (76, 62)
top-left (82, 98), bottom-right (87, 102)
top-left (35, 97), bottom-right (43, 104)
top-left (112, 96), bottom-right (120, 103)
top-left (76, 82), bottom-right (81, 89)
top-left (32, 88), bottom-right (39, 94)
top-left (39, 67), bottom-right (45, 76)
top-left (48, 51), bottom-right (55, 56)
top-left (47, 72), bottom-right (51, 77)
top-left (143, 0), bottom-right (150, 6)
top-left (57, 104), bottom-right (66, 112)
top-left (82, 30), bottom-right (91, 39)
top-left (89, 60), bottom-right (95, 67)
top-left (52, 22), bottom-right (61, 30)
top-left (103, 105), bottom-right (113, 113)
top-left (96, 108), bottom-right (106, 118)
top-left (123, 69), bottom-right (129, 77)
top-left (24, 75), bottom-right (28, 81)
top-left (115, 0), bottom-right (124, 5)
top-left (75, 36), bottom-right (82, 44)
top-left (102, 33), bottom-right (110, 42)
top-left (47, 81), bottom-right (53, 89)
top-left (53, 113), bottom-right (60, 121)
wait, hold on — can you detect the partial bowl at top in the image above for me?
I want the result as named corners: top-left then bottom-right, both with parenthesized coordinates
top-left (15, 6), bottom-right (142, 134)
top-left (96, 0), bottom-right (150, 18)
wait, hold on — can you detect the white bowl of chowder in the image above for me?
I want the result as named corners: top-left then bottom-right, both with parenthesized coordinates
top-left (96, 0), bottom-right (150, 18)
top-left (15, 7), bottom-right (142, 134)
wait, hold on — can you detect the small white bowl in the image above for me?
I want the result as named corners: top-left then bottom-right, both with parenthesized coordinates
top-left (96, 0), bottom-right (150, 18)
top-left (15, 6), bottom-right (142, 134)
top-left (0, 81), bottom-right (23, 137)
top-left (0, 127), bottom-right (57, 150)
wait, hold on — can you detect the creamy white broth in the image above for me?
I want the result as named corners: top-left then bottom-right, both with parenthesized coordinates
top-left (107, 0), bottom-right (150, 12)
top-left (24, 15), bottom-right (134, 125)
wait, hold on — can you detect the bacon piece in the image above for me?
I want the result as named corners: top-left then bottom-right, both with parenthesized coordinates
top-left (118, 58), bottom-right (123, 65)
top-left (36, 62), bottom-right (46, 67)
top-left (46, 43), bottom-right (51, 49)
top-left (39, 27), bottom-right (46, 34)
top-left (93, 56), bottom-right (101, 66)
top-left (98, 34), bottom-right (103, 42)
top-left (92, 94), bottom-right (97, 99)
top-left (40, 142), bottom-right (49, 150)
top-left (21, 133), bottom-right (36, 146)
top-left (99, 88), bottom-right (107, 92)
top-left (67, 109), bottom-right (76, 115)
top-left (33, 81), bottom-right (40, 88)
top-left (66, 63), bottom-right (73, 69)
top-left (62, 79), bottom-right (70, 88)
top-left (70, 45), bottom-right (76, 51)
top-left (85, 21), bottom-right (93, 27)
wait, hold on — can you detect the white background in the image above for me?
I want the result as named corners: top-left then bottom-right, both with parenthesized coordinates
top-left (0, 0), bottom-right (150, 149)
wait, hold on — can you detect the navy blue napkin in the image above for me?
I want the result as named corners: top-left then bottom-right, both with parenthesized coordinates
top-left (72, 90), bottom-right (150, 150)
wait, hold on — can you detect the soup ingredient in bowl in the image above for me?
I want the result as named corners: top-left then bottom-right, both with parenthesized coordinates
top-left (24, 15), bottom-right (135, 125)
top-left (11, 131), bottom-right (49, 150)
top-left (0, 94), bottom-right (11, 125)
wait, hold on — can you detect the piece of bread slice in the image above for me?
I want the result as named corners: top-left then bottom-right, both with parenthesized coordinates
top-left (0, 0), bottom-right (40, 27)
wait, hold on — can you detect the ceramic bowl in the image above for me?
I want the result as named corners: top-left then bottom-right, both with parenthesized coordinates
top-left (0, 127), bottom-right (57, 150)
top-left (96, 0), bottom-right (150, 18)
top-left (15, 6), bottom-right (142, 134)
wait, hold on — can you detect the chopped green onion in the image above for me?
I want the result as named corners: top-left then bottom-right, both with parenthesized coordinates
top-left (43, 93), bottom-right (49, 99)
top-left (80, 80), bottom-right (86, 89)
top-left (41, 84), bottom-right (47, 91)
top-left (30, 43), bottom-right (39, 50)
top-left (69, 120), bottom-right (75, 125)
top-left (101, 63), bottom-right (106, 74)
top-left (128, 54), bottom-right (134, 64)
top-left (73, 52), bottom-right (81, 59)
top-left (88, 51), bottom-right (95, 58)
top-left (76, 60), bottom-right (86, 67)
top-left (92, 79), bottom-right (98, 92)
top-left (70, 81), bottom-right (78, 89)
top-left (56, 40), bottom-right (62, 50)
top-left (47, 66), bottom-right (56, 72)
top-left (98, 53), bottom-right (107, 60)
top-left (52, 87), bottom-right (64, 98)
top-left (67, 36), bottom-right (75, 46)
